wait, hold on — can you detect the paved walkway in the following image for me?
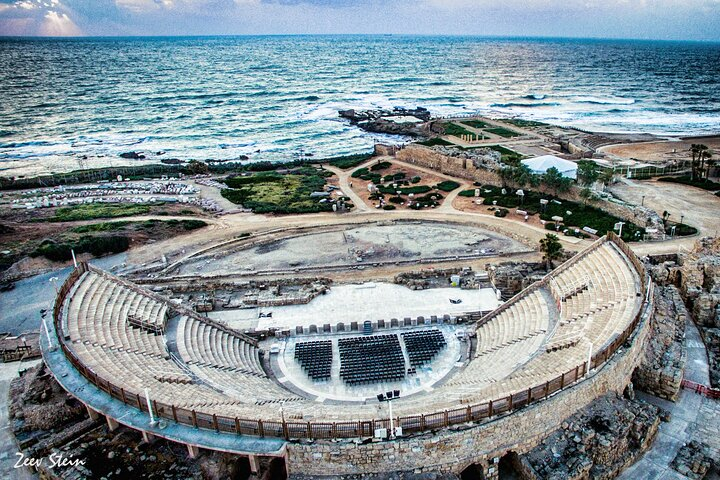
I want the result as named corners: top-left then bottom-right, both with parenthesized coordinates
top-left (0, 359), bottom-right (41, 480)
top-left (618, 318), bottom-right (712, 480)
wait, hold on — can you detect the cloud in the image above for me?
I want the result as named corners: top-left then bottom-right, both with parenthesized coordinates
top-left (0, 0), bottom-right (83, 35)
top-left (1, 0), bottom-right (719, 39)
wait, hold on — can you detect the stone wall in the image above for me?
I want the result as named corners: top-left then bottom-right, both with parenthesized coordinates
top-left (395, 145), bottom-right (502, 185)
top-left (523, 394), bottom-right (661, 480)
top-left (632, 285), bottom-right (687, 400)
top-left (285, 299), bottom-right (652, 477)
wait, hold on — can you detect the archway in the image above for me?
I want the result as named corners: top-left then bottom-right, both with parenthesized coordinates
top-left (460, 462), bottom-right (486, 480)
top-left (498, 451), bottom-right (524, 480)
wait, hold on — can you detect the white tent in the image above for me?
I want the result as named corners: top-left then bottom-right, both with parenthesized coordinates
top-left (521, 155), bottom-right (578, 180)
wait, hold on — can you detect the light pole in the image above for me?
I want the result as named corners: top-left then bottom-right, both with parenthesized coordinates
top-left (680, 215), bottom-right (685, 226)
top-left (641, 195), bottom-right (645, 207)
top-left (377, 390), bottom-right (400, 439)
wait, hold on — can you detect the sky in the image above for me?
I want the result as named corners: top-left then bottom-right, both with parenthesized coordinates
top-left (0, 0), bottom-right (719, 41)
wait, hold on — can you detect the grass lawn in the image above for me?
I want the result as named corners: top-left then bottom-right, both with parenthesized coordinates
top-left (461, 120), bottom-right (490, 129)
top-left (221, 167), bottom-right (336, 214)
top-left (488, 145), bottom-right (524, 165)
top-left (46, 203), bottom-right (154, 222)
top-left (441, 122), bottom-right (475, 138)
top-left (464, 185), bottom-right (643, 241)
top-left (417, 138), bottom-right (454, 147)
top-left (501, 119), bottom-right (549, 128)
top-left (485, 127), bottom-right (522, 138)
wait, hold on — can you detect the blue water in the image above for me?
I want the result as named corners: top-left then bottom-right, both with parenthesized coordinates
top-left (0, 36), bottom-right (719, 172)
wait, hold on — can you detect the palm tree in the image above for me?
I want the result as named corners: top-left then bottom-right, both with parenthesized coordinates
top-left (690, 144), bottom-right (702, 181)
top-left (540, 234), bottom-right (563, 271)
top-left (698, 144), bottom-right (709, 178)
top-left (705, 153), bottom-right (716, 179)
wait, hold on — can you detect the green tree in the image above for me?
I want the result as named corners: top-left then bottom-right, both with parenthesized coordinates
top-left (579, 187), bottom-right (594, 205)
top-left (577, 160), bottom-right (599, 186)
top-left (539, 234), bottom-right (564, 270)
top-left (499, 167), bottom-right (514, 187)
top-left (599, 169), bottom-right (614, 191)
top-left (511, 164), bottom-right (535, 187)
top-left (542, 167), bottom-right (563, 193)
top-left (186, 160), bottom-right (209, 175)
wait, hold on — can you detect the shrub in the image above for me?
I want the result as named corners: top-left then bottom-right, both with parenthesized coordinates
top-left (435, 180), bottom-right (460, 192)
top-left (325, 152), bottom-right (374, 169)
top-left (545, 222), bottom-right (557, 231)
top-left (389, 196), bottom-right (405, 204)
top-left (411, 176), bottom-right (421, 184)
top-left (382, 205), bottom-right (396, 210)
top-left (179, 220), bottom-right (207, 230)
top-left (459, 189), bottom-right (477, 197)
top-left (370, 161), bottom-right (392, 171)
top-left (494, 208), bottom-right (508, 218)
top-left (31, 236), bottom-right (130, 262)
top-left (658, 176), bottom-right (720, 191)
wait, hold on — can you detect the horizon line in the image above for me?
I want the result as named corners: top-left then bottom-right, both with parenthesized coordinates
top-left (1, 33), bottom-right (719, 44)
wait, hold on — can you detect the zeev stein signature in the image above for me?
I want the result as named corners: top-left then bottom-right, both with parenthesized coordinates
top-left (15, 452), bottom-right (86, 469)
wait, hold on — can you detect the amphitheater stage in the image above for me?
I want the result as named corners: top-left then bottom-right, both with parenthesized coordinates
top-left (208, 283), bottom-right (502, 332)
top-left (39, 320), bottom-right (287, 457)
top-left (269, 325), bottom-right (466, 403)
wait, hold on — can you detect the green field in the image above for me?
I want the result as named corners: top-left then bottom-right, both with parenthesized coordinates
top-left (485, 127), bottom-right (522, 138)
top-left (501, 119), bottom-right (549, 128)
top-left (221, 167), bottom-right (336, 214)
top-left (461, 120), bottom-right (490, 129)
top-left (417, 138), bottom-right (454, 147)
top-left (441, 122), bottom-right (476, 138)
top-left (464, 185), bottom-right (643, 241)
top-left (46, 203), bottom-right (154, 222)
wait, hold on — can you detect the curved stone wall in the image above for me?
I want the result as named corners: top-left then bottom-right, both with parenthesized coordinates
top-left (285, 286), bottom-right (653, 476)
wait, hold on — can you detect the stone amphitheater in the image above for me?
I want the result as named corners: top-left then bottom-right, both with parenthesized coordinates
top-left (41, 232), bottom-right (655, 478)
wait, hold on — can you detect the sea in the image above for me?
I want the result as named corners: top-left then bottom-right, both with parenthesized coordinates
top-left (1, 35), bottom-right (719, 176)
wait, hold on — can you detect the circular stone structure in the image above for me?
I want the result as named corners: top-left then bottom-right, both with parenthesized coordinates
top-left (42, 232), bottom-right (654, 478)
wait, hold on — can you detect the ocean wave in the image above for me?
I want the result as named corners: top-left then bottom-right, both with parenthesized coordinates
top-left (492, 102), bottom-right (562, 108)
top-left (574, 96), bottom-right (636, 105)
top-left (522, 94), bottom-right (546, 100)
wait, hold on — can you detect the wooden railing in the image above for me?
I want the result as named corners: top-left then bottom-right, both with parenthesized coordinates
top-left (681, 379), bottom-right (720, 399)
top-left (51, 235), bottom-right (653, 441)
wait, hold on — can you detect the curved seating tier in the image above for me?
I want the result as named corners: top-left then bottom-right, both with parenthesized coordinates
top-left (59, 234), bottom-right (645, 426)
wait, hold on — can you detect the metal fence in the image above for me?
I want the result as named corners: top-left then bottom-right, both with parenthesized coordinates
top-left (51, 235), bottom-right (652, 441)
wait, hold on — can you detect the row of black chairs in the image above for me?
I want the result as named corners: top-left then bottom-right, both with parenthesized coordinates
top-left (339, 334), bottom-right (405, 385)
top-left (295, 340), bottom-right (332, 381)
top-left (402, 329), bottom-right (447, 367)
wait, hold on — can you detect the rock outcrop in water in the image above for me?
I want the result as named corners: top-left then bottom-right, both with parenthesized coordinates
top-left (119, 151), bottom-right (146, 160)
top-left (339, 107), bottom-right (431, 137)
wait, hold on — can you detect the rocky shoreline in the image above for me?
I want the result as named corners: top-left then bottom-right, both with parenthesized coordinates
top-left (338, 107), bottom-right (431, 137)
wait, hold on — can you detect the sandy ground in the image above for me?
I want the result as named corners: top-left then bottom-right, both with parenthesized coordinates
top-left (175, 221), bottom-right (529, 276)
top-left (609, 178), bottom-right (720, 255)
top-left (599, 137), bottom-right (720, 164)
top-left (210, 283), bottom-right (501, 332)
